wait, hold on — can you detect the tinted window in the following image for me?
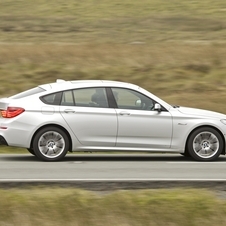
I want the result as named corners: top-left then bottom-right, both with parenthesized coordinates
top-left (61, 90), bottom-right (74, 106)
top-left (73, 88), bottom-right (109, 108)
top-left (40, 92), bottom-right (62, 105)
top-left (111, 88), bottom-right (154, 111)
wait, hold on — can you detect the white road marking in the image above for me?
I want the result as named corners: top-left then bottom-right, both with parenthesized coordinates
top-left (167, 162), bottom-right (226, 164)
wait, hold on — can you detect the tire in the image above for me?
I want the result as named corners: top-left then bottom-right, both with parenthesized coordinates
top-left (33, 126), bottom-right (69, 161)
top-left (187, 127), bottom-right (223, 161)
top-left (27, 148), bottom-right (36, 156)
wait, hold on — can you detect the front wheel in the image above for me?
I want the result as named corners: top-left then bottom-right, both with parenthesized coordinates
top-left (187, 127), bottom-right (223, 161)
top-left (33, 126), bottom-right (69, 161)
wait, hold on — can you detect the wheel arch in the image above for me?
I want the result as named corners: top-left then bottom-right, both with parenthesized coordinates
top-left (30, 124), bottom-right (72, 152)
top-left (185, 125), bottom-right (225, 155)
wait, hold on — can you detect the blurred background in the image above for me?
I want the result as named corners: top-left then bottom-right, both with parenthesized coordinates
top-left (1, 0), bottom-right (226, 112)
top-left (1, 2), bottom-right (226, 225)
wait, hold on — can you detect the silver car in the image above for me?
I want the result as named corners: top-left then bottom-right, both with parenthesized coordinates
top-left (0, 79), bottom-right (226, 161)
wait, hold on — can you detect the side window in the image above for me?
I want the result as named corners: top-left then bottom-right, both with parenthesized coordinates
top-left (40, 92), bottom-right (62, 105)
top-left (111, 88), bottom-right (154, 111)
top-left (73, 87), bottom-right (109, 108)
top-left (42, 93), bottom-right (56, 104)
top-left (61, 90), bottom-right (74, 106)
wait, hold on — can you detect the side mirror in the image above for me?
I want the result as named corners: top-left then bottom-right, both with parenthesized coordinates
top-left (154, 103), bottom-right (161, 112)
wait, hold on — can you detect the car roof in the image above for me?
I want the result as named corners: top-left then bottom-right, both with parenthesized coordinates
top-left (39, 79), bottom-right (139, 92)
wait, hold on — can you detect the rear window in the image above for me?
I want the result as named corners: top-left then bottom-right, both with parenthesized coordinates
top-left (10, 87), bottom-right (45, 99)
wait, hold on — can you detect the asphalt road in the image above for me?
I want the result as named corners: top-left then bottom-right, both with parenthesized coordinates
top-left (1, 153), bottom-right (226, 190)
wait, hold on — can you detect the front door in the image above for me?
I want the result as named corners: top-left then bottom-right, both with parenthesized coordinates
top-left (111, 88), bottom-right (173, 148)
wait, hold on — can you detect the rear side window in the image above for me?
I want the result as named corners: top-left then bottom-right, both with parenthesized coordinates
top-left (40, 92), bottom-right (62, 105)
top-left (73, 88), bottom-right (109, 108)
top-left (10, 87), bottom-right (45, 99)
top-left (41, 88), bottom-right (109, 108)
top-left (61, 91), bottom-right (74, 106)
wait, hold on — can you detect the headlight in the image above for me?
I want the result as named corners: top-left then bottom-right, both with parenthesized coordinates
top-left (220, 119), bottom-right (226, 125)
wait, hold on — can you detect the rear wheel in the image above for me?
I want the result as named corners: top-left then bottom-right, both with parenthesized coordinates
top-left (33, 126), bottom-right (69, 161)
top-left (187, 127), bottom-right (223, 161)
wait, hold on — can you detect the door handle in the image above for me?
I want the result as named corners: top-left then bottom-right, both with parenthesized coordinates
top-left (64, 109), bottom-right (76, 113)
top-left (119, 111), bottom-right (131, 116)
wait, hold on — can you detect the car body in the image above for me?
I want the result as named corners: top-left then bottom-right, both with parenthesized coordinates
top-left (0, 79), bottom-right (226, 161)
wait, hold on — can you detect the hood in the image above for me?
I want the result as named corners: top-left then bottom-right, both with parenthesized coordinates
top-left (177, 106), bottom-right (226, 119)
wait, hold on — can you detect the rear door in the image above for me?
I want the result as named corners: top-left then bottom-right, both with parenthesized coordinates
top-left (59, 87), bottom-right (117, 146)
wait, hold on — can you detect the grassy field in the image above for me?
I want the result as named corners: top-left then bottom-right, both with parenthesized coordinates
top-left (0, 0), bottom-right (226, 111)
top-left (0, 187), bottom-right (226, 226)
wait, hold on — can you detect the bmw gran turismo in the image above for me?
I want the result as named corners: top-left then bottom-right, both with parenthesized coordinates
top-left (0, 79), bottom-right (226, 161)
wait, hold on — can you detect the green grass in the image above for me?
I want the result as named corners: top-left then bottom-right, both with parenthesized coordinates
top-left (0, 188), bottom-right (225, 226)
top-left (0, 146), bottom-right (26, 153)
top-left (1, 0), bottom-right (226, 43)
top-left (1, 43), bottom-right (226, 112)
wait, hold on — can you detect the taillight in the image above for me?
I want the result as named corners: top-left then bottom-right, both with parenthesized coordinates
top-left (0, 107), bottom-right (25, 118)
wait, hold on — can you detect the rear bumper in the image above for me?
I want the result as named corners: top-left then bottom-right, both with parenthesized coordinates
top-left (0, 135), bottom-right (8, 146)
